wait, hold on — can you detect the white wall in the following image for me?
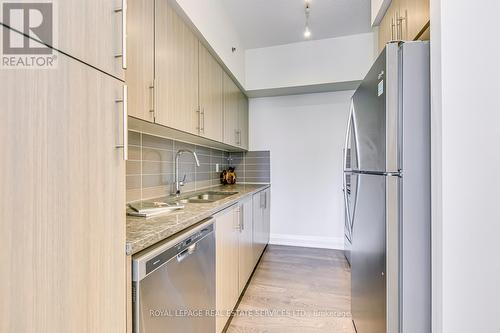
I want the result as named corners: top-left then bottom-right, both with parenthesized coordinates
top-left (431, 1), bottom-right (500, 332)
top-left (249, 91), bottom-right (353, 249)
top-left (245, 32), bottom-right (377, 91)
top-left (174, 0), bottom-right (245, 85)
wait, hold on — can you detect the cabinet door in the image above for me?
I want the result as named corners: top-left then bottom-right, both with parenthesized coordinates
top-left (252, 192), bottom-right (265, 263)
top-left (404, 0), bottom-right (430, 40)
top-left (155, 0), bottom-right (199, 134)
top-left (0, 32), bottom-right (126, 332)
top-left (215, 207), bottom-right (239, 333)
top-left (238, 198), bottom-right (254, 294)
top-left (199, 42), bottom-right (224, 141)
top-left (1, 0), bottom-right (125, 79)
top-left (238, 92), bottom-right (249, 150)
top-left (263, 188), bottom-right (271, 246)
top-left (126, 0), bottom-right (154, 122)
top-left (223, 72), bottom-right (240, 146)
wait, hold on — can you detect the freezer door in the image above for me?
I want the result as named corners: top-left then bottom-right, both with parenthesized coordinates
top-left (351, 174), bottom-right (387, 333)
top-left (351, 43), bottom-right (399, 173)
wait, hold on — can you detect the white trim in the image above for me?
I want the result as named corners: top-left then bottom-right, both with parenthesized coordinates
top-left (269, 233), bottom-right (345, 250)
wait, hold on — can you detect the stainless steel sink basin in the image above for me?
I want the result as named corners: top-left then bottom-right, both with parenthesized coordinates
top-left (176, 191), bottom-right (238, 204)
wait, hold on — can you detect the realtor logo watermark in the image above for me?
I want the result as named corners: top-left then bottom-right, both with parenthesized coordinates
top-left (1, 1), bottom-right (57, 68)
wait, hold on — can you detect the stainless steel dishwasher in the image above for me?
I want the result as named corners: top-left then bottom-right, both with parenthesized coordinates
top-left (132, 218), bottom-right (215, 333)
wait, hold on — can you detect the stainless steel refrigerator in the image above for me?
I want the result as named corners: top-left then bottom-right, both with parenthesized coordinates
top-left (342, 42), bottom-right (431, 333)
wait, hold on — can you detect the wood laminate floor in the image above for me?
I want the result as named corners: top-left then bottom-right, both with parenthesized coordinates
top-left (226, 245), bottom-right (354, 333)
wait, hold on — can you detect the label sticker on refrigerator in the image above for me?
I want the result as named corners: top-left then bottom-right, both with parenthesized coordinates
top-left (378, 80), bottom-right (384, 96)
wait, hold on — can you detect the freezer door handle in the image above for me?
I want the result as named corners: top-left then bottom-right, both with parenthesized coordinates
top-left (343, 186), bottom-right (352, 239)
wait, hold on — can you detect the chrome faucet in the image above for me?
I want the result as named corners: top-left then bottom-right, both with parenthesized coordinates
top-left (174, 149), bottom-right (200, 195)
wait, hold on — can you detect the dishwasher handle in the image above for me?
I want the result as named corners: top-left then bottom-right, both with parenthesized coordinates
top-left (176, 243), bottom-right (197, 262)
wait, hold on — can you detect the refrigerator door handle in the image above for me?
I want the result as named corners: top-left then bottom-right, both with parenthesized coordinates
top-left (343, 187), bottom-right (353, 239)
top-left (351, 103), bottom-right (361, 172)
top-left (343, 101), bottom-right (353, 172)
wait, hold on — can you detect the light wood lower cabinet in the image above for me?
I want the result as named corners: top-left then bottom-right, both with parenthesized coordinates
top-left (0, 30), bottom-right (126, 333)
top-left (215, 190), bottom-right (269, 332)
top-left (126, 0), bottom-right (155, 122)
top-left (238, 198), bottom-right (254, 294)
top-left (155, 0), bottom-right (199, 134)
top-left (215, 206), bottom-right (240, 333)
top-left (199, 42), bottom-right (224, 142)
top-left (253, 188), bottom-right (271, 263)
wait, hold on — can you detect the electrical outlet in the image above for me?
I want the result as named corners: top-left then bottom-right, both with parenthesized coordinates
top-left (215, 163), bottom-right (219, 172)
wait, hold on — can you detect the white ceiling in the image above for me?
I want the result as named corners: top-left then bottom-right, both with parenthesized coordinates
top-left (221, 0), bottom-right (373, 50)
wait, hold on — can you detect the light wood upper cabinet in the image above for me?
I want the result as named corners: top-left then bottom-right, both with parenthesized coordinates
top-left (223, 72), bottom-right (240, 146)
top-left (378, 0), bottom-right (429, 53)
top-left (126, 0), bottom-right (248, 149)
top-left (238, 198), bottom-right (254, 294)
top-left (403, 0), bottom-right (430, 40)
top-left (223, 72), bottom-right (249, 149)
top-left (0, 36), bottom-right (126, 332)
top-left (155, 0), bottom-right (199, 134)
top-left (215, 207), bottom-right (240, 333)
top-left (0, 0), bottom-right (126, 79)
top-left (238, 92), bottom-right (249, 150)
top-left (199, 42), bottom-right (224, 142)
top-left (126, 0), bottom-right (155, 122)
top-left (378, 0), bottom-right (397, 51)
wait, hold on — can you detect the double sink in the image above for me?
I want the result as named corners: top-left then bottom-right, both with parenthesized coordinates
top-left (127, 190), bottom-right (239, 218)
top-left (174, 191), bottom-right (239, 204)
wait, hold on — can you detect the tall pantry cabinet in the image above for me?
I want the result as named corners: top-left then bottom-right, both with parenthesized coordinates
top-left (0, 3), bottom-right (126, 331)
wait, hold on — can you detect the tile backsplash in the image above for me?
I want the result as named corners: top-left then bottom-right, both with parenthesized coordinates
top-left (126, 130), bottom-right (271, 203)
top-left (126, 131), bottom-right (230, 203)
top-left (229, 151), bottom-right (271, 184)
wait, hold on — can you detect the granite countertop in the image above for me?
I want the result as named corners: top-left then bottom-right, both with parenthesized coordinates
top-left (126, 184), bottom-right (270, 255)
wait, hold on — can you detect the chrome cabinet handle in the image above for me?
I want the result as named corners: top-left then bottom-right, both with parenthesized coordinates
top-left (201, 107), bottom-right (205, 134)
top-left (196, 107), bottom-right (201, 133)
top-left (240, 205), bottom-right (244, 231)
top-left (400, 10), bottom-right (407, 40)
top-left (149, 83), bottom-right (155, 120)
top-left (114, 0), bottom-right (127, 69)
top-left (391, 17), bottom-right (396, 40)
top-left (395, 10), bottom-right (406, 40)
top-left (115, 85), bottom-right (128, 160)
top-left (396, 11), bottom-right (401, 40)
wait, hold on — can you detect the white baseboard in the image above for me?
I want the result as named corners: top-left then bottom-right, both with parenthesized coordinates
top-left (269, 233), bottom-right (345, 250)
